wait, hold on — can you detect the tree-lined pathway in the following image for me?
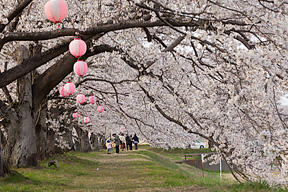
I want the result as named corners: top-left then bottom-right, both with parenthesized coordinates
top-left (0, 146), bottom-right (215, 192)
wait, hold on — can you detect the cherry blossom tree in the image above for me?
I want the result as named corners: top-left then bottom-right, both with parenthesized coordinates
top-left (1, 0), bottom-right (288, 185)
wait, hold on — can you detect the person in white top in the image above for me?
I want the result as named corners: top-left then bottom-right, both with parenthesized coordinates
top-left (106, 139), bottom-right (112, 154)
top-left (119, 133), bottom-right (126, 151)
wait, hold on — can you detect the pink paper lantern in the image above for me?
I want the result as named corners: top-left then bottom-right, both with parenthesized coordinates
top-left (64, 82), bottom-right (75, 95)
top-left (89, 95), bottom-right (97, 104)
top-left (77, 93), bottom-right (85, 104)
top-left (44, 0), bottom-right (68, 23)
top-left (97, 105), bottom-right (104, 113)
top-left (72, 112), bottom-right (81, 118)
top-left (73, 60), bottom-right (88, 77)
top-left (84, 116), bottom-right (90, 124)
top-left (69, 38), bottom-right (87, 58)
top-left (59, 85), bottom-right (69, 97)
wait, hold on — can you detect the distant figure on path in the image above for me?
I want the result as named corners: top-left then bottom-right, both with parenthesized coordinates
top-left (119, 133), bottom-right (126, 151)
top-left (106, 139), bottom-right (112, 154)
top-left (126, 134), bottom-right (132, 150)
top-left (112, 133), bottom-right (120, 154)
top-left (132, 134), bottom-right (139, 150)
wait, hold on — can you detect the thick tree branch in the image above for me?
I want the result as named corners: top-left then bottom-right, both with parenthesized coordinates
top-left (136, 3), bottom-right (187, 35)
top-left (32, 43), bottom-right (114, 110)
top-left (32, 53), bottom-right (76, 110)
top-left (0, 65), bottom-right (13, 106)
top-left (0, 39), bottom-right (71, 88)
top-left (0, 19), bottom-right (194, 49)
top-left (0, 0), bottom-right (33, 32)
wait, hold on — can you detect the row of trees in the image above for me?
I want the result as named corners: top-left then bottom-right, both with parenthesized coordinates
top-left (1, 0), bottom-right (288, 185)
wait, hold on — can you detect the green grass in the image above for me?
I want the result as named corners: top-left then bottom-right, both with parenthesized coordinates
top-left (0, 146), bottom-right (287, 192)
top-left (149, 147), bottom-right (212, 161)
top-left (150, 147), bottom-right (213, 154)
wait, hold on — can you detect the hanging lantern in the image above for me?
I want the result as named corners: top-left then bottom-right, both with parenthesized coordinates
top-left (73, 60), bottom-right (88, 77)
top-left (77, 93), bottom-right (85, 104)
top-left (59, 85), bottom-right (69, 97)
top-left (89, 95), bottom-right (97, 104)
top-left (97, 105), bottom-right (104, 113)
top-left (44, 0), bottom-right (68, 23)
top-left (64, 82), bottom-right (75, 95)
top-left (84, 116), bottom-right (90, 124)
top-left (69, 38), bottom-right (87, 58)
top-left (72, 112), bottom-right (81, 118)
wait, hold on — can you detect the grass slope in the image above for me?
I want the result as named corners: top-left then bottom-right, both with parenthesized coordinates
top-left (0, 145), bottom-right (286, 192)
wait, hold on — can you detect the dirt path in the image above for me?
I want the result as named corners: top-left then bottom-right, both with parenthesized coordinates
top-left (73, 147), bottom-right (210, 192)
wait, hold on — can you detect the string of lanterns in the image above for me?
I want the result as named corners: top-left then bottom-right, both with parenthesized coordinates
top-left (47, 0), bottom-right (104, 124)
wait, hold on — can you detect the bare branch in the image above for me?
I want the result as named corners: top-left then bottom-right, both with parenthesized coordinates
top-left (162, 35), bottom-right (186, 52)
top-left (0, 0), bottom-right (33, 32)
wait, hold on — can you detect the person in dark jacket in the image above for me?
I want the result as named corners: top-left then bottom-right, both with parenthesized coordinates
top-left (132, 134), bottom-right (139, 150)
top-left (112, 133), bottom-right (120, 154)
top-left (125, 134), bottom-right (132, 150)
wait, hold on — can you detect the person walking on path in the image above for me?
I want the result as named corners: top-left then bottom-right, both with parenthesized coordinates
top-left (126, 134), bottom-right (132, 150)
top-left (106, 139), bottom-right (112, 154)
top-left (112, 133), bottom-right (121, 154)
top-left (119, 133), bottom-right (126, 151)
top-left (132, 134), bottom-right (139, 150)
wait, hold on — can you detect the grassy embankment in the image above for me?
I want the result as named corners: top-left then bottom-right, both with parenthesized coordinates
top-left (0, 145), bottom-right (287, 192)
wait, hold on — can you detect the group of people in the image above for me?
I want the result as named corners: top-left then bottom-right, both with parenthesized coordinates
top-left (106, 133), bottom-right (139, 154)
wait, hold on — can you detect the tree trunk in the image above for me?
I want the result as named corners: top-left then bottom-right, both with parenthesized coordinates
top-left (54, 132), bottom-right (63, 154)
top-left (75, 126), bottom-right (92, 152)
top-left (7, 71), bottom-right (38, 167)
top-left (0, 130), bottom-right (9, 177)
top-left (90, 133), bottom-right (99, 151)
top-left (97, 134), bottom-right (107, 150)
top-left (73, 136), bottom-right (80, 151)
top-left (47, 129), bottom-right (56, 157)
top-left (5, 45), bottom-right (38, 167)
top-left (35, 105), bottom-right (48, 160)
top-left (61, 124), bottom-right (74, 152)
top-left (0, 130), bottom-right (3, 176)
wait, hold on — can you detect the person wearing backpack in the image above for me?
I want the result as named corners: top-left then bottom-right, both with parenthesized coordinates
top-left (132, 134), bottom-right (139, 150)
top-left (126, 134), bottom-right (132, 150)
